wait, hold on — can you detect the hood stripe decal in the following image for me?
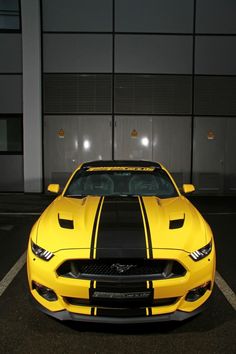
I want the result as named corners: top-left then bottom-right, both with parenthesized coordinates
top-left (140, 197), bottom-right (153, 259)
top-left (95, 197), bottom-right (147, 259)
top-left (90, 196), bottom-right (153, 318)
top-left (90, 197), bottom-right (104, 259)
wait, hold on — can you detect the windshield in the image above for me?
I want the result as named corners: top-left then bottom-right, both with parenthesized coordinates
top-left (64, 168), bottom-right (178, 199)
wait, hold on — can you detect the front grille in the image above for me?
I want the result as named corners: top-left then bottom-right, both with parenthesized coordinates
top-left (57, 259), bottom-right (186, 281)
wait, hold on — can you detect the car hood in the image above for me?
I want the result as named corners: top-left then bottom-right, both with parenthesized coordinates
top-left (35, 195), bottom-right (208, 256)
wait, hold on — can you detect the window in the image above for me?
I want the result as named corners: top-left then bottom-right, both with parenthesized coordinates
top-left (65, 169), bottom-right (178, 198)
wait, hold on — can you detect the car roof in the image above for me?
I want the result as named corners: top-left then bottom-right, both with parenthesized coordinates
top-left (81, 160), bottom-right (161, 169)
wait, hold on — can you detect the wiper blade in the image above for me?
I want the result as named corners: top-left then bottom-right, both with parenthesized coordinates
top-left (65, 194), bottom-right (140, 198)
top-left (64, 194), bottom-right (87, 198)
top-left (106, 193), bottom-right (137, 197)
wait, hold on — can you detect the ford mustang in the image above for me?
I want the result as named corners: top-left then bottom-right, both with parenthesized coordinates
top-left (27, 160), bottom-right (216, 323)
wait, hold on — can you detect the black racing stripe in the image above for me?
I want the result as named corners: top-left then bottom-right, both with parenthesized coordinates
top-left (90, 280), bottom-right (95, 315)
top-left (90, 280), bottom-right (94, 292)
top-left (90, 197), bottom-right (103, 259)
top-left (148, 280), bottom-right (153, 315)
top-left (96, 197), bottom-right (147, 259)
top-left (140, 197), bottom-right (153, 259)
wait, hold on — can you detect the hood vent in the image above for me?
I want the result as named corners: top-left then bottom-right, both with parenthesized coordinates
top-left (169, 218), bottom-right (185, 230)
top-left (58, 214), bottom-right (74, 229)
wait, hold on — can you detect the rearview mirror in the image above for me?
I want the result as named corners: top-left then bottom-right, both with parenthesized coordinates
top-left (47, 184), bottom-right (60, 194)
top-left (182, 184), bottom-right (195, 194)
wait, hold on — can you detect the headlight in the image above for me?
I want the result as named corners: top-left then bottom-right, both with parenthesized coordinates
top-left (31, 241), bottom-right (54, 261)
top-left (189, 240), bottom-right (212, 261)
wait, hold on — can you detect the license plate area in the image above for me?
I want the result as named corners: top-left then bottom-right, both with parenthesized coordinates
top-left (91, 289), bottom-right (153, 307)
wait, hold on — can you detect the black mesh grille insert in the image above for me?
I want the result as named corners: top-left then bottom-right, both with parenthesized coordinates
top-left (194, 76), bottom-right (236, 116)
top-left (115, 74), bottom-right (192, 115)
top-left (44, 73), bottom-right (112, 114)
top-left (57, 259), bottom-right (186, 281)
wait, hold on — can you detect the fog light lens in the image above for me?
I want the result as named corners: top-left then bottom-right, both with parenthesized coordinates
top-left (186, 282), bottom-right (211, 302)
top-left (33, 281), bottom-right (58, 302)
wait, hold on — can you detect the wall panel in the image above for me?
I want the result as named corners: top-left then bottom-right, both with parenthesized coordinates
top-left (115, 74), bottom-right (192, 115)
top-left (196, 0), bottom-right (236, 34)
top-left (44, 34), bottom-right (112, 73)
top-left (44, 74), bottom-right (112, 114)
top-left (0, 34), bottom-right (22, 73)
top-left (44, 115), bottom-right (112, 187)
top-left (114, 116), bottom-right (152, 160)
top-left (0, 155), bottom-right (23, 191)
top-left (195, 36), bottom-right (236, 75)
top-left (115, 35), bottom-right (192, 74)
top-left (194, 76), bottom-right (236, 116)
top-left (193, 117), bottom-right (225, 193)
top-left (42, 0), bottom-right (112, 32)
top-left (115, 0), bottom-right (193, 33)
top-left (152, 116), bottom-right (191, 186)
top-left (225, 118), bottom-right (236, 193)
top-left (0, 75), bottom-right (22, 113)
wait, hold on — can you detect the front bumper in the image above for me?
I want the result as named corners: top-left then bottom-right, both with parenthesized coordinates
top-left (30, 294), bottom-right (208, 323)
top-left (27, 245), bottom-right (216, 322)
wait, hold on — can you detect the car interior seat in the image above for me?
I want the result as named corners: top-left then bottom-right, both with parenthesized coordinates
top-left (84, 174), bottom-right (114, 195)
top-left (129, 174), bottom-right (159, 195)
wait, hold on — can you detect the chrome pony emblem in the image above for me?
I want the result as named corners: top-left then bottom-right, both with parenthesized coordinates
top-left (111, 263), bottom-right (136, 274)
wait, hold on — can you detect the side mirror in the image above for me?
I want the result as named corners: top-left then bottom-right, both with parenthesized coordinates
top-left (47, 184), bottom-right (60, 194)
top-left (182, 184), bottom-right (195, 194)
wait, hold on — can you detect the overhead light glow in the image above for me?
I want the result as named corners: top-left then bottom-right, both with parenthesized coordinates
top-left (83, 139), bottom-right (91, 150)
top-left (141, 137), bottom-right (149, 147)
top-left (74, 139), bottom-right (78, 149)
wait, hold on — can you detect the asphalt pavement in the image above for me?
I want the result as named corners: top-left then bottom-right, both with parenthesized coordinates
top-left (0, 193), bottom-right (235, 354)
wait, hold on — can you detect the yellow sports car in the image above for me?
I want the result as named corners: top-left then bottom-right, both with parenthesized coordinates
top-left (27, 160), bottom-right (216, 323)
